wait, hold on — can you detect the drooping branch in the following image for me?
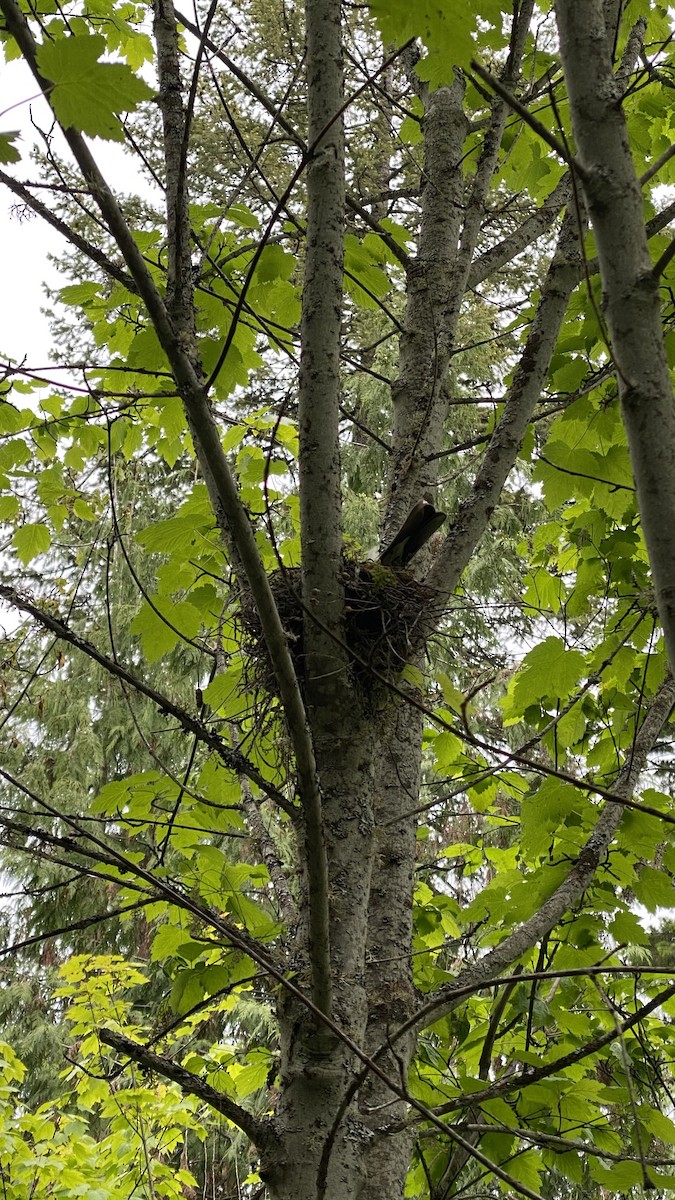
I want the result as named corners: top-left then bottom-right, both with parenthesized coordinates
top-left (98, 1027), bottom-right (276, 1150)
top-left (0, 898), bottom-right (155, 958)
top-left (0, 801), bottom-right (158, 891)
top-left (0, 584), bottom-right (292, 812)
top-left (0, 763), bottom-right (281, 970)
top-left (556, 0), bottom-right (675, 675)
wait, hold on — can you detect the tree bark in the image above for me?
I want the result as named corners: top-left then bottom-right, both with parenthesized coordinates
top-left (556, 0), bottom-right (675, 674)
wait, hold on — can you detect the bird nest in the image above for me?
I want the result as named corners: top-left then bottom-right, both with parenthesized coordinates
top-left (238, 560), bottom-right (437, 697)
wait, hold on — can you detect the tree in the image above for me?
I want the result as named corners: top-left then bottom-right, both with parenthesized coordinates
top-left (2, 1), bottom-right (675, 1197)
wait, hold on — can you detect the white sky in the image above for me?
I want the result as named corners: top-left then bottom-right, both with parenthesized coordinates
top-left (0, 59), bottom-right (57, 363)
top-left (0, 56), bottom-right (142, 370)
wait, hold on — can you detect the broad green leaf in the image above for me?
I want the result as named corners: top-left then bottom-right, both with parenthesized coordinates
top-left (589, 1158), bottom-right (644, 1189)
top-left (130, 597), bottom-right (203, 661)
top-left (13, 522), bottom-right (50, 563)
top-left (36, 34), bottom-right (154, 141)
top-left (0, 129), bottom-right (20, 162)
top-left (608, 910), bottom-right (650, 946)
top-left (0, 494), bottom-right (20, 520)
top-left (253, 244), bottom-right (295, 283)
top-left (150, 924), bottom-right (192, 963)
top-left (231, 1058), bottom-right (270, 1098)
top-left (503, 637), bottom-right (587, 720)
top-left (0, 403), bottom-right (29, 435)
top-left (368, 0), bottom-right (481, 84)
top-left (520, 778), bottom-right (589, 860)
top-left (638, 1105), bottom-right (675, 1144)
top-left (632, 865), bottom-right (675, 912)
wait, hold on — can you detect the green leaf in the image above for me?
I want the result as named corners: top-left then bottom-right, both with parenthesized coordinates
top-left (520, 778), bottom-right (588, 859)
top-left (638, 1104), bottom-right (675, 1144)
top-left (150, 924), bottom-right (192, 962)
top-left (0, 403), bottom-right (29, 434)
top-left (231, 1058), bottom-right (269, 1098)
top-left (368, 0), bottom-right (475, 84)
top-left (13, 522), bottom-right (51, 564)
top-left (589, 1157), bottom-right (644, 1189)
top-left (0, 129), bottom-right (20, 163)
top-left (432, 730), bottom-right (463, 770)
top-left (632, 865), bottom-right (675, 912)
top-left (503, 637), bottom-right (587, 720)
top-left (400, 662), bottom-right (425, 689)
top-left (344, 234), bottom-right (391, 307)
top-left (130, 597), bottom-right (203, 662)
top-left (505, 1148), bottom-right (543, 1191)
top-left (253, 244), bottom-right (295, 283)
top-left (0, 494), bottom-right (20, 521)
top-left (36, 34), bottom-right (154, 141)
top-left (608, 910), bottom-right (650, 946)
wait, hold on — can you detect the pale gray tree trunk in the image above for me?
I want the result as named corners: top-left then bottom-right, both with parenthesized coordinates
top-left (556, 0), bottom-right (675, 675)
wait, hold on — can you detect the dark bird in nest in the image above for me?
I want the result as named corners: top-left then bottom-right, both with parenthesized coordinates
top-left (380, 498), bottom-right (447, 568)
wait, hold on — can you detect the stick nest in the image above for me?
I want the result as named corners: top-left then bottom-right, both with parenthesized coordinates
top-left (238, 560), bottom-right (436, 697)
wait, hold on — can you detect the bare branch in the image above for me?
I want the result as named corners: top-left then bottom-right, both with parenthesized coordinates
top-left (0, 584), bottom-right (293, 813)
top-left (0, 169), bottom-right (136, 290)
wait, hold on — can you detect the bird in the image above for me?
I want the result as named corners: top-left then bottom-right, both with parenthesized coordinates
top-left (380, 498), bottom-right (447, 568)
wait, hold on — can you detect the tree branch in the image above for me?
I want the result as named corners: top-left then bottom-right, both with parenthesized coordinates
top-left (430, 980), bottom-right (675, 1116)
top-left (0, 898), bottom-right (154, 957)
top-left (418, 673), bottom-right (675, 1024)
top-left (98, 1027), bottom-right (275, 1150)
top-left (385, 2), bottom-right (535, 544)
top-left (470, 59), bottom-right (582, 174)
top-left (468, 173), bottom-right (571, 287)
top-left (294, 0), bottom-right (351, 1017)
top-left (0, 584), bottom-right (292, 813)
top-left (426, 202), bottom-right (584, 602)
top-left (299, 0), bottom-right (347, 665)
top-left (0, 168), bottom-right (136, 291)
top-left (240, 774), bottom-right (299, 929)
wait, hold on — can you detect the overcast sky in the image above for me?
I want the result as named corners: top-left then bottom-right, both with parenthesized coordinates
top-left (0, 58), bottom-right (58, 365)
top-left (0, 56), bottom-right (143, 372)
